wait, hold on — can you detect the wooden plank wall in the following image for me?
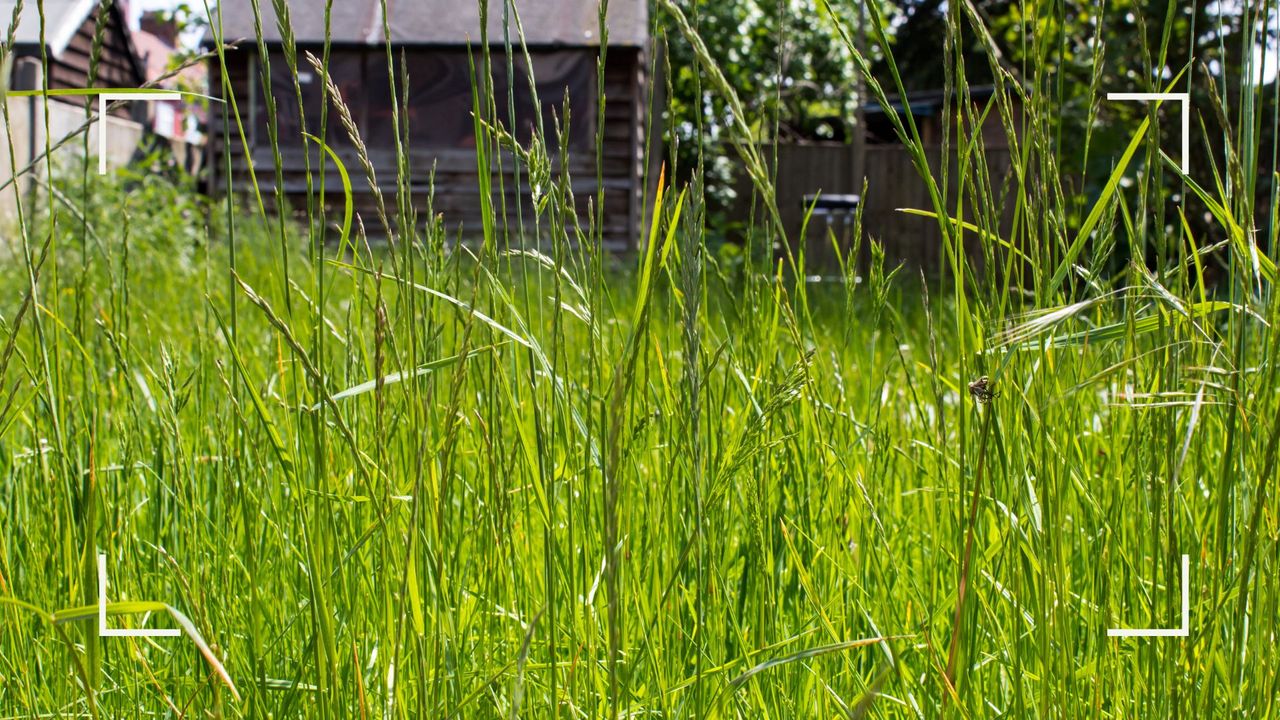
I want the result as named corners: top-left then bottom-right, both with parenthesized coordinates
top-left (14, 5), bottom-right (141, 92)
top-left (210, 46), bottom-right (644, 251)
top-left (9, 5), bottom-right (142, 121)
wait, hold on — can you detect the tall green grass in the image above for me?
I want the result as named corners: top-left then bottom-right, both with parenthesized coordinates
top-left (0, 0), bottom-right (1277, 716)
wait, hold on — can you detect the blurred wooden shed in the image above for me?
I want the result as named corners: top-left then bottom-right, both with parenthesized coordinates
top-left (0, 0), bottom-right (145, 103)
top-left (207, 0), bottom-right (650, 250)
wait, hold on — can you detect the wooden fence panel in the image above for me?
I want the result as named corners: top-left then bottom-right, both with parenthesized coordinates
top-left (736, 142), bottom-right (1016, 274)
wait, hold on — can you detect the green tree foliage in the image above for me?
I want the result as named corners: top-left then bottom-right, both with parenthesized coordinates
top-left (657, 0), bottom-right (859, 212)
top-left (870, 0), bottom-right (1003, 90)
top-left (874, 0), bottom-right (1277, 254)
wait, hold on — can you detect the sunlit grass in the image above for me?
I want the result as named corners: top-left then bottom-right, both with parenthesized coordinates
top-left (0, 0), bottom-right (1277, 717)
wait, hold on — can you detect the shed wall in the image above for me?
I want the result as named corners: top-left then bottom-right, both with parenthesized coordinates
top-left (11, 4), bottom-right (142, 93)
top-left (211, 45), bottom-right (645, 250)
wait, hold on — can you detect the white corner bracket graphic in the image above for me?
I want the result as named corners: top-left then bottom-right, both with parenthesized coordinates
top-left (1107, 554), bottom-right (1190, 638)
top-left (97, 552), bottom-right (180, 638)
top-left (97, 92), bottom-right (181, 175)
top-left (1106, 92), bottom-right (1191, 174)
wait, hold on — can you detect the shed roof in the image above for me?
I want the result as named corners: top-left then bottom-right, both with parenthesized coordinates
top-left (209, 0), bottom-right (648, 48)
top-left (0, 0), bottom-right (104, 55)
